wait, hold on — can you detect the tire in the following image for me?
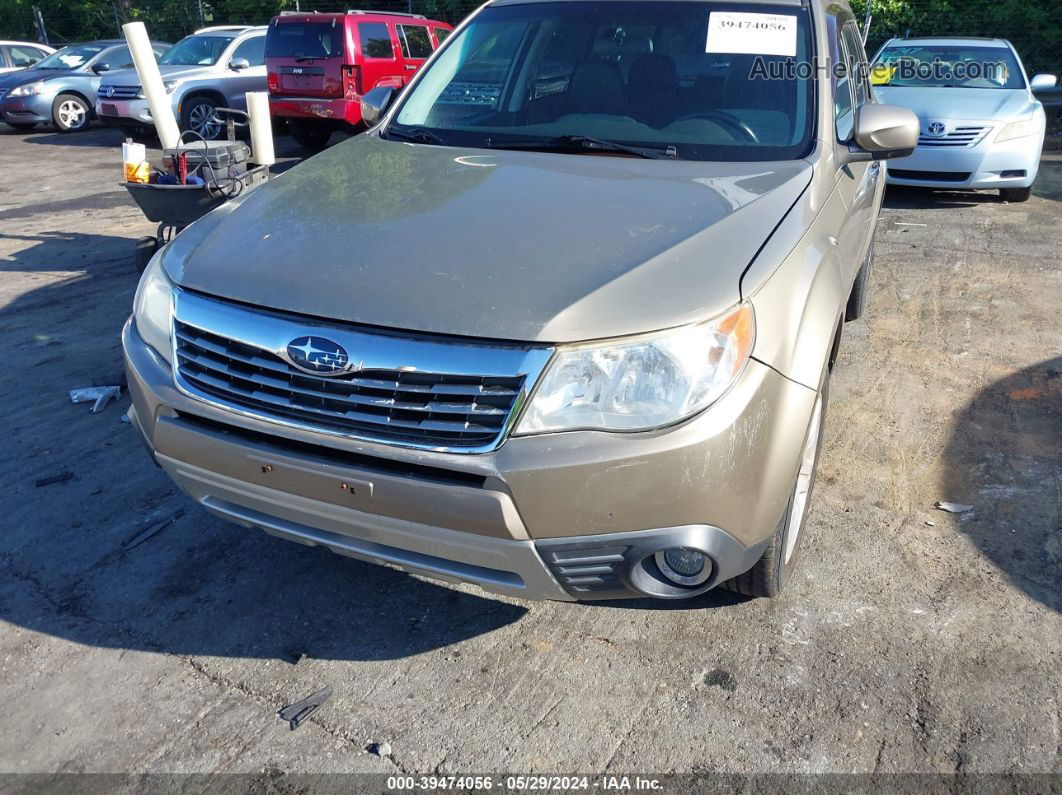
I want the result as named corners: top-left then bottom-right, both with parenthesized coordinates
top-left (135, 237), bottom-right (160, 273)
top-left (289, 119), bottom-right (332, 150)
top-left (999, 186), bottom-right (1032, 203)
top-left (723, 369), bottom-right (830, 598)
top-left (52, 93), bottom-right (91, 132)
top-left (844, 239), bottom-right (874, 322)
top-left (7, 122), bottom-right (37, 131)
top-left (181, 95), bottom-right (223, 141)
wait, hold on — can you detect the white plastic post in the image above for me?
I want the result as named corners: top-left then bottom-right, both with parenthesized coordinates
top-left (246, 91), bottom-right (276, 166)
top-left (122, 21), bottom-right (180, 150)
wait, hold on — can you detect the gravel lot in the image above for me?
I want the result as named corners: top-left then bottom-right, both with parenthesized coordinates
top-left (0, 123), bottom-right (1059, 778)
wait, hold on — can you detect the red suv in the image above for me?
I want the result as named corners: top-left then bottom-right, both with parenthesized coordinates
top-left (266, 10), bottom-right (452, 149)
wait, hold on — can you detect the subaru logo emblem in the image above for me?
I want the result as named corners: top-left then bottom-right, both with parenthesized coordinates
top-left (286, 336), bottom-right (351, 375)
top-left (926, 122), bottom-right (946, 136)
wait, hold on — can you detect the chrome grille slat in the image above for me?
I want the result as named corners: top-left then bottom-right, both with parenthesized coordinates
top-left (102, 85), bottom-right (141, 100)
top-left (173, 317), bottom-right (529, 449)
top-left (176, 343), bottom-right (509, 418)
top-left (918, 125), bottom-right (989, 148)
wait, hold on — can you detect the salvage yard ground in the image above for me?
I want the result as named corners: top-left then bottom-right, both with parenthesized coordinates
top-left (0, 125), bottom-right (1059, 775)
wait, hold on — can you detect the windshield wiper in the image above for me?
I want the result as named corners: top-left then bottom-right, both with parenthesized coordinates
top-left (384, 127), bottom-right (447, 146)
top-left (488, 134), bottom-right (677, 159)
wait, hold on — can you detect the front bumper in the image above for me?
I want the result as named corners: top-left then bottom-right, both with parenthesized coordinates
top-left (95, 96), bottom-right (156, 126)
top-left (0, 92), bottom-right (53, 124)
top-left (270, 96), bottom-right (362, 126)
top-left (123, 316), bottom-right (815, 601)
top-left (886, 130), bottom-right (1043, 190)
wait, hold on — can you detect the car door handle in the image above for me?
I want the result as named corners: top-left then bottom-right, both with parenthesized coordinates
top-left (404, 64), bottom-right (417, 70)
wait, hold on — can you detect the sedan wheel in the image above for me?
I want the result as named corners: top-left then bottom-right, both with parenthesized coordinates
top-left (52, 93), bottom-right (90, 132)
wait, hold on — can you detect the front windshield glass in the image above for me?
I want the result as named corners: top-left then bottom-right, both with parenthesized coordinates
top-left (35, 44), bottom-right (105, 69)
top-left (389, 1), bottom-right (815, 161)
top-left (159, 34), bottom-right (237, 66)
top-left (872, 45), bottom-right (1025, 89)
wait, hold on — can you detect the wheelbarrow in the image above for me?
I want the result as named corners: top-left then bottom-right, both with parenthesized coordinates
top-left (123, 108), bottom-right (269, 271)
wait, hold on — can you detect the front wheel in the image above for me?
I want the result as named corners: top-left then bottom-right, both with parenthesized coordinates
top-left (723, 371), bottom-right (829, 597)
top-left (999, 186), bottom-right (1032, 203)
top-left (181, 96), bottom-right (222, 140)
top-left (52, 93), bottom-right (91, 132)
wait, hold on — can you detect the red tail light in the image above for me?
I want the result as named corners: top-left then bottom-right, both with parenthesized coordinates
top-left (343, 65), bottom-right (362, 99)
top-left (267, 72), bottom-right (279, 93)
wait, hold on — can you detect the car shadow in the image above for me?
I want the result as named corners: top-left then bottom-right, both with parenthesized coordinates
top-left (940, 358), bottom-right (1062, 613)
top-left (883, 185), bottom-right (1003, 210)
top-left (14, 124), bottom-right (127, 147)
top-left (0, 230), bottom-right (527, 663)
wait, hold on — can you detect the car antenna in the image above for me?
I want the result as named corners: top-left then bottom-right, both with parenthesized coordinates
top-left (861, 0), bottom-right (873, 46)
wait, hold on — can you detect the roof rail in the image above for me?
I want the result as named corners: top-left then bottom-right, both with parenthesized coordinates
top-left (279, 9), bottom-right (320, 14)
top-left (194, 25), bottom-right (252, 33)
top-left (346, 9), bottom-right (427, 18)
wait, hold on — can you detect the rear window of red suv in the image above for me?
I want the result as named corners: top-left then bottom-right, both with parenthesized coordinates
top-left (266, 22), bottom-right (343, 59)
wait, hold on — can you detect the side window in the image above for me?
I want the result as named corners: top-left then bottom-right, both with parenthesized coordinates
top-left (398, 25), bottom-right (433, 60)
top-left (231, 36), bottom-right (266, 67)
top-left (359, 23), bottom-right (394, 59)
top-left (107, 45), bottom-right (134, 69)
top-left (828, 15), bottom-right (855, 140)
top-left (841, 22), bottom-right (870, 106)
top-left (9, 45), bottom-right (46, 67)
top-left (433, 28), bottom-right (451, 47)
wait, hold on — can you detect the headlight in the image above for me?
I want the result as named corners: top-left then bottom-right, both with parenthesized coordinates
top-left (9, 80), bottom-right (45, 97)
top-left (133, 250), bottom-right (174, 364)
top-left (162, 81), bottom-right (178, 94)
top-left (995, 117), bottom-right (1041, 143)
top-left (517, 302), bottom-right (755, 434)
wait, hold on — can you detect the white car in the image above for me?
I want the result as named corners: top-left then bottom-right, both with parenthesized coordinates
top-left (871, 37), bottom-right (1057, 202)
top-left (0, 40), bottom-right (55, 74)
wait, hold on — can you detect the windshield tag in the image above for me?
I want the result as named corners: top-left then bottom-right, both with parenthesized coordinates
top-left (706, 12), bottom-right (797, 57)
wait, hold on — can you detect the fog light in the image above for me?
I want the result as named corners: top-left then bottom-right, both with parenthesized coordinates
top-left (655, 547), bottom-right (711, 587)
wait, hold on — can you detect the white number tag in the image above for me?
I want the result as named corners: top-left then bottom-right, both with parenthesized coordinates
top-left (706, 12), bottom-right (798, 57)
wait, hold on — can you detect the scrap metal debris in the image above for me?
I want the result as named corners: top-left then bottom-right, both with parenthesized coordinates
top-left (278, 686), bottom-right (332, 731)
top-left (934, 501), bottom-right (974, 514)
top-left (35, 472), bottom-right (74, 488)
top-left (70, 386), bottom-right (122, 413)
top-left (123, 513), bottom-right (181, 551)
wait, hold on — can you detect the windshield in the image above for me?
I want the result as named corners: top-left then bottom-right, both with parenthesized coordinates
top-left (265, 22), bottom-right (343, 59)
top-left (159, 34), bottom-right (237, 66)
top-left (388, 1), bottom-right (815, 161)
top-left (35, 44), bottom-right (104, 69)
top-left (872, 45), bottom-right (1025, 90)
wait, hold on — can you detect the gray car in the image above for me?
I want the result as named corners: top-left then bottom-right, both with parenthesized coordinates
top-left (97, 26), bottom-right (267, 140)
top-left (871, 37), bottom-right (1057, 202)
top-left (123, 0), bottom-right (918, 602)
top-left (0, 39), bottom-right (168, 132)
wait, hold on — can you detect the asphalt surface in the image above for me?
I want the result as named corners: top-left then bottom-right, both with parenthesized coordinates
top-left (0, 122), bottom-right (1059, 777)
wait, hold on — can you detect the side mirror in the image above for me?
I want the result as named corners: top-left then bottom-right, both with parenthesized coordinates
top-left (229, 57), bottom-right (250, 71)
top-left (845, 103), bottom-right (919, 164)
top-left (361, 86), bottom-right (396, 127)
top-left (1030, 73), bottom-right (1058, 91)
top-left (92, 62), bottom-right (110, 74)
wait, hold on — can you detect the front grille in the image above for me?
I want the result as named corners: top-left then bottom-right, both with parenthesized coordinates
top-left (101, 85), bottom-right (141, 100)
top-left (889, 169), bottom-right (971, 183)
top-left (918, 125), bottom-right (990, 147)
top-left (174, 321), bottom-right (526, 449)
top-left (543, 546), bottom-right (630, 594)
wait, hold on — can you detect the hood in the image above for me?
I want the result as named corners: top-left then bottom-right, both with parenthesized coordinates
top-left (164, 135), bottom-right (811, 343)
top-left (102, 64), bottom-right (205, 87)
top-left (0, 66), bottom-right (64, 87)
top-left (873, 86), bottom-right (1036, 121)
